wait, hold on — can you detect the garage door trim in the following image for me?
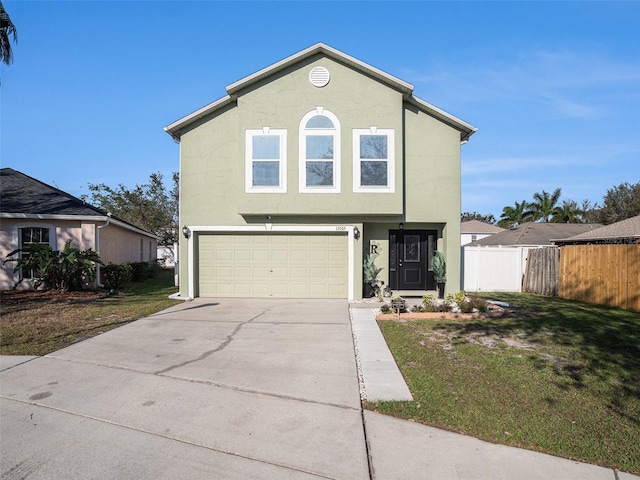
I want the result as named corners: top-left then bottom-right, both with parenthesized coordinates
top-left (184, 225), bottom-right (356, 300)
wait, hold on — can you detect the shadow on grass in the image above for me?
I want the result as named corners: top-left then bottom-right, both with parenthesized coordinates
top-left (434, 292), bottom-right (640, 420)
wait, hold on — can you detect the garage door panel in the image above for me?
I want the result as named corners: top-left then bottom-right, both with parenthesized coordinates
top-left (198, 233), bottom-right (347, 298)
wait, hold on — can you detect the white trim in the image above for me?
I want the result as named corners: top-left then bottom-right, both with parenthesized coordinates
top-left (226, 42), bottom-right (414, 95)
top-left (164, 95), bottom-right (235, 141)
top-left (184, 225), bottom-right (355, 301)
top-left (245, 129), bottom-right (288, 193)
top-left (352, 128), bottom-right (395, 193)
top-left (11, 223), bottom-right (57, 284)
top-left (408, 95), bottom-right (477, 142)
top-left (0, 213), bottom-right (159, 239)
top-left (298, 108), bottom-right (341, 194)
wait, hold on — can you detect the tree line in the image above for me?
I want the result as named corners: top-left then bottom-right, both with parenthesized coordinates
top-left (462, 180), bottom-right (640, 228)
top-left (82, 172), bottom-right (179, 251)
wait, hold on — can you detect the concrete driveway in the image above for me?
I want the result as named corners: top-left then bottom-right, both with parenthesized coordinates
top-left (1, 298), bottom-right (635, 480)
top-left (1, 299), bottom-right (368, 479)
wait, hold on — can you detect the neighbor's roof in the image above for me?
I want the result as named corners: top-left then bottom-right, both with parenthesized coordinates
top-left (0, 168), bottom-right (158, 238)
top-left (553, 215), bottom-right (640, 244)
top-left (461, 220), bottom-right (504, 234)
top-left (165, 42), bottom-right (477, 143)
top-left (468, 222), bottom-right (602, 247)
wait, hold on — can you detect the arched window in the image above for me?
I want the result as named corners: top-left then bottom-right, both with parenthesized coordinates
top-left (299, 107), bottom-right (340, 193)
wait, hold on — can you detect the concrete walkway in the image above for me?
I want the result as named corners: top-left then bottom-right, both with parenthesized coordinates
top-left (1, 299), bottom-right (637, 479)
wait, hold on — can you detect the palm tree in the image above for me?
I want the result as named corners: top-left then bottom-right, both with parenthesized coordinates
top-left (0, 0), bottom-right (17, 66)
top-left (551, 200), bottom-right (585, 224)
top-left (498, 200), bottom-right (534, 228)
top-left (530, 188), bottom-right (562, 222)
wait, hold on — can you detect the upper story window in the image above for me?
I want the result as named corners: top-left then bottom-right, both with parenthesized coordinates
top-left (353, 127), bottom-right (395, 193)
top-left (299, 107), bottom-right (340, 193)
top-left (245, 128), bottom-right (287, 193)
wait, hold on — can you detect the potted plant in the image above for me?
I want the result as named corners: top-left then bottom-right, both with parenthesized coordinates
top-left (363, 254), bottom-right (383, 298)
top-left (431, 251), bottom-right (446, 298)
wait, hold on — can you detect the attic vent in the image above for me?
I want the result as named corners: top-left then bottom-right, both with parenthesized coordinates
top-left (309, 66), bottom-right (330, 87)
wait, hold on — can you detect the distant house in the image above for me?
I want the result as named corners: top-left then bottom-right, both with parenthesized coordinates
top-left (553, 215), bottom-right (640, 245)
top-left (461, 220), bottom-right (503, 246)
top-left (463, 222), bottom-right (601, 292)
top-left (165, 43), bottom-right (476, 300)
top-left (0, 168), bottom-right (158, 289)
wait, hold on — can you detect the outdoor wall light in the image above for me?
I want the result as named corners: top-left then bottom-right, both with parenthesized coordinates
top-left (353, 226), bottom-right (360, 240)
top-left (182, 226), bottom-right (191, 239)
top-left (399, 222), bottom-right (404, 230)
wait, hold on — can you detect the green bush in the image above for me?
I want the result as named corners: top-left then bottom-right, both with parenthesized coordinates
top-left (102, 263), bottom-right (133, 290)
top-left (422, 293), bottom-right (437, 312)
top-left (3, 240), bottom-right (102, 291)
top-left (128, 261), bottom-right (162, 282)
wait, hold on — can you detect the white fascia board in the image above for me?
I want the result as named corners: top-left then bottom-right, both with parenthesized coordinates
top-left (409, 95), bottom-right (477, 142)
top-left (226, 42), bottom-right (414, 96)
top-left (1, 213), bottom-right (108, 222)
top-left (164, 95), bottom-right (235, 141)
top-left (1, 213), bottom-right (159, 240)
top-left (107, 218), bottom-right (161, 240)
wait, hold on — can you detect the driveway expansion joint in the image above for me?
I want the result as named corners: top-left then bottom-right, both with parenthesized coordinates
top-left (1, 396), bottom-right (342, 480)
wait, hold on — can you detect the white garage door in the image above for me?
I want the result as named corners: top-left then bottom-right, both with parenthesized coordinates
top-left (198, 233), bottom-right (348, 298)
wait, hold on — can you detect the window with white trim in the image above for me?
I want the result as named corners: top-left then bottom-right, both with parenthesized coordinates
top-left (245, 128), bottom-right (287, 193)
top-left (19, 227), bottom-right (51, 279)
top-left (353, 128), bottom-right (395, 193)
top-left (299, 108), bottom-right (340, 193)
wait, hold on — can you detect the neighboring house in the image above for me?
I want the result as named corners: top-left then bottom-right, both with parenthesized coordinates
top-left (553, 215), bottom-right (639, 312)
top-left (461, 220), bottom-right (504, 246)
top-left (463, 222), bottom-right (600, 292)
top-left (165, 43), bottom-right (476, 301)
top-left (0, 168), bottom-right (159, 289)
top-left (553, 214), bottom-right (640, 245)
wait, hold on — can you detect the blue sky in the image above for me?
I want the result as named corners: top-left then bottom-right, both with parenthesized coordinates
top-left (2, 1), bottom-right (639, 220)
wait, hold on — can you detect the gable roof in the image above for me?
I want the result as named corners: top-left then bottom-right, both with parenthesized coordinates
top-left (461, 220), bottom-right (504, 234)
top-left (165, 42), bottom-right (477, 143)
top-left (553, 215), bottom-right (640, 244)
top-left (0, 168), bottom-right (157, 238)
top-left (468, 222), bottom-right (601, 247)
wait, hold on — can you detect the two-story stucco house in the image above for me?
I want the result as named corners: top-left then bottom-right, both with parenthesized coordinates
top-left (165, 43), bottom-right (476, 301)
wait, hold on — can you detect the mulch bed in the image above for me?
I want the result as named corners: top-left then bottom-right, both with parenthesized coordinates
top-left (376, 308), bottom-right (505, 322)
top-left (0, 289), bottom-right (107, 306)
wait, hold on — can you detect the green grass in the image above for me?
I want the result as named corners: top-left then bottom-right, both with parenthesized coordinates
top-left (367, 293), bottom-right (640, 474)
top-left (0, 269), bottom-right (180, 355)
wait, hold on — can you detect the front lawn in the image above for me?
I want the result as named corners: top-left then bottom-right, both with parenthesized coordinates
top-left (367, 292), bottom-right (640, 474)
top-left (0, 269), bottom-right (180, 355)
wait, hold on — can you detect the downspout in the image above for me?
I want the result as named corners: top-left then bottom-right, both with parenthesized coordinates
top-left (96, 216), bottom-right (110, 288)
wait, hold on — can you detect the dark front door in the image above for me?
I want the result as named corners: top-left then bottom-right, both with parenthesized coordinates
top-left (389, 230), bottom-right (437, 291)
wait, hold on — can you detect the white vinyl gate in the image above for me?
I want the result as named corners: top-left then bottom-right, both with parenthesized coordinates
top-left (462, 246), bottom-right (537, 292)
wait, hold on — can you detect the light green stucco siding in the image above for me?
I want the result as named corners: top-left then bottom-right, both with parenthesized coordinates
top-left (176, 53), bottom-right (466, 299)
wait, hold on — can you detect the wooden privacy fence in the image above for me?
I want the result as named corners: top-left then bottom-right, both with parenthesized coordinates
top-left (523, 247), bottom-right (559, 296)
top-left (558, 244), bottom-right (640, 312)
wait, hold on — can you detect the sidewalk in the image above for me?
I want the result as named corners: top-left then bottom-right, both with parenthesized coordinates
top-left (350, 305), bottom-right (638, 480)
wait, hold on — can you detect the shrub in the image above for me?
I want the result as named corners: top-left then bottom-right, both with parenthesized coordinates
top-left (102, 263), bottom-right (133, 290)
top-left (422, 293), bottom-right (437, 312)
top-left (411, 304), bottom-right (424, 313)
top-left (380, 304), bottom-right (392, 314)
top-left (3, 240), bottom-right (103, 291)
top-left (468, 296), bottom-right (489, 312)
top-left (452, 290), bottom-right (467, 308)
top-left (128, 261), bottom-right (162, 282)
